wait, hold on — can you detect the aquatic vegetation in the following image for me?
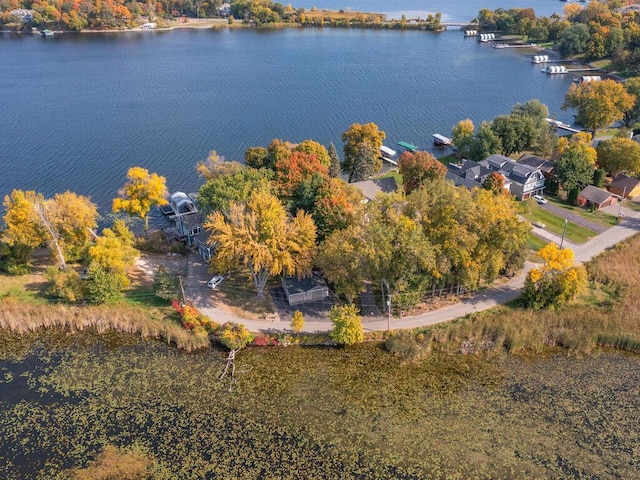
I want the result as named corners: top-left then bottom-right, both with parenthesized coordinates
top-left (0, 329), bottom-right (639, 479)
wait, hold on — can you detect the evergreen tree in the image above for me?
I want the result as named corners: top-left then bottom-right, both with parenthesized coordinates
top-left (328, 142), bottom-right (341, 178)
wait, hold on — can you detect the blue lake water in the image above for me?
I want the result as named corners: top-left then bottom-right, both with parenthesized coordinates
top-left (0, 3), bottom-right (577, 210)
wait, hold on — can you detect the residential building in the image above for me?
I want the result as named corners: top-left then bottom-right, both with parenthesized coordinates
top-left (609, 174), bottom-right (640, 199)
top-left (351, 177), bottom-right (400, 202)
top-left (577, 185), bottom-right (619, 210)
top-left (446, 154), bottom-right (545, 200)
top-left (281, 274), bottom-right (329, 306)
top-left (518, 153), bottom-right (555, 178)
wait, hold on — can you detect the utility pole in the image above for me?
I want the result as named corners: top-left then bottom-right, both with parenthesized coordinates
top-left (382, 279), bottom-right (391, 331)
top-left (560, 218), bottom-right (568, 250)
top-left (178, 276), bottom-right (187, 305)
top-left (618, 186), bottom-right (626, 219)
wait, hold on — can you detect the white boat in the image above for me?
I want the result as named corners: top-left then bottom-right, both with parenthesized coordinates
top-left (542, 65), bottom-right (568, 74)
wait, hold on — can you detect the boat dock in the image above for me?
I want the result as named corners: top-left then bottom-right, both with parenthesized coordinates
top-left (545, 118), bottom-right (581, 134)
top-left (397, 141), bottom-right (418, 152)
top-left (494, 43), bottom-right (536, 49)
top-left (379, 145), bottom-right (398, 166)
top-left (433, 134), bottom-right (453, 147)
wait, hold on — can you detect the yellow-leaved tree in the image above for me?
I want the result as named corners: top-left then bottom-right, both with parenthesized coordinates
top-left (87, 220), bottom-right (139, 290)
top-left (204, 190), bottom-right (317, 297)
top-left (2, 189), bottom-right (98, 268)
top-left (112, 167), bottom-right (168, 236)
top-left (523, 243), bottom-right (587, 309)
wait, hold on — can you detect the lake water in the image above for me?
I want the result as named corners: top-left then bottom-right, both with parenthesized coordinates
top-left (0, 1), bottom-right (577, 210)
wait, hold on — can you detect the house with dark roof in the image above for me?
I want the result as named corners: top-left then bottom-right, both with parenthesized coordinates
top-left (577, 185), bottom-right (619, 210)
top-left (518, 153), bottom-right (555, 178)
top-left (446, 154), bottom-right (545, 200)
top-left (282, 274), bottom-right (329, 305)
top-left (609, 174), bottom-right (640, 199)
top-left (351, 176), bottom-right (400, 202)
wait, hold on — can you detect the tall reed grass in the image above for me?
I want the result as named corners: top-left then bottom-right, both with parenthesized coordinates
top-left (0, 302), bottom-right (209, 351)
top-left (417, 235), bottom-right (640, 356)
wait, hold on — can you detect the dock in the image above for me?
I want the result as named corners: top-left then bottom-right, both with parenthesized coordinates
top-left (545, 118), bottom-right (581, 134)
top-left (494, 43), bottom-right (536, 49)
top-left (379, 145), bottom-right (398, 166)
top-left (433, 134), bottom-right (453, 147)
top-left (397, 141), bottom-right (418, 152)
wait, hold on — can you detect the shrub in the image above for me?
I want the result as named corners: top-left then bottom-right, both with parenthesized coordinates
top-left (85, 264), bottom-right (123, 304)
top-left (329, 304), bottom-right (364, 346)
top-left (45, 266), bottom-right (84, 303)
top-left (386, 330), bottom-right (432, 362)
top-left (153, 265), bottom-right (180, 302)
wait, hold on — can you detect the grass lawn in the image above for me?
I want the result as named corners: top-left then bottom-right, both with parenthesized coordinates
top-left (517, 202), bottom-right (597, 244)
top-left (437, 153), bottom-right (458, 165)
top-left (374, 170), bottom-right (402, 188)
top-left (545, 196), bottom-right (619, 227)
top-left (623, 199), bottom-right (640, 212)
top-left (214, 271), bottom-right (273, 320)
top-left (525, 233), bottom-right (547, 254)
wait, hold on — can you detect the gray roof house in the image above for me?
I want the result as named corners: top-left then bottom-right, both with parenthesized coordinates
top-left (351, 177), bottom-right (400, 202)
top-left (577, 185), bottom-right (619, 210)
top-left (447, 154), bottom-right (545, 200)
top-left (518, 153), bottom-right (555, 177)
top-left (282, 274), bottom-right (329, 306)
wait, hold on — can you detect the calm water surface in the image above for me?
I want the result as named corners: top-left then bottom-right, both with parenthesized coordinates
top-left (1, 4), bottom-right (576, 209)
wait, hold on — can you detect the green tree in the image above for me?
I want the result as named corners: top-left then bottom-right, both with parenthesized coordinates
top-left (563, 79), bottom-right (636, 137)
top-left (153, 265), bottom-right (180, 302)
top-left (197, 166), bottom-right (273, 216)
top-left (596, 137), bottom-right (640, 176)
top-left (329, 304), bottom-right (364, 346)
top-left (328, 142), bottom-right (341, 178)
top-left (347, 141), bottom-right (377, 183)
top-left (558, 23), bottom-right (589, 57)
top-left (112, 167), bottom-right (169, 236)
top-left (218, 322), bottom-right (253, 351)
top-left (85, 264), bottom-right (123, 304)
top-left (398, 150), bottom-right (446, 193)
top-left (491, 114), bottom-right (537, 156)
top-left (342, 122), bottom-right (386, 182)
top-left (291, 310), bottom-right (304, 334)
top-left (196, 151), bottom-right (242, 180)
top-left (204, 191), bottom-right (317, 297)
top-left (554, 147), bottom-right (596, 193)
top-left (468, 122), bottom-right (502, 161)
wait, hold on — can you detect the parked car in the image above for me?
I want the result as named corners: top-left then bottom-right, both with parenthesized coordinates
top-left (207, 275), bottom-right (224, 289)
top-left (532, 221), bottom-right (546, 228)
top-left (534, 195), bottom-right (547, 205)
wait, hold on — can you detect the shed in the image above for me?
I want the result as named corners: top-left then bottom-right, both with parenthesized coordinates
top-left (609, 174), bottom-right (640, 199)
top-left (577, 185), bottom-right (619, 210)
top-left (282, 275), bottom-right (329, 306)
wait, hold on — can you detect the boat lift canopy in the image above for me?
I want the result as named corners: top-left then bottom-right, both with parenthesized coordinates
top-left (380, 145), bottom-right (397, 157)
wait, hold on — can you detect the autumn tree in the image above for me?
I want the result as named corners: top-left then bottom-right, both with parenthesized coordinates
top-left (623, 77), bottom-right (640, 126)
top-left (342, 122), bottom-right (386, 182)
top-left (204, 191), bottom-right (317, 297)
top-left (482, 172), bottom-right (507, 195)
top-left (562, 79), bottom-right (636, 137)
top-left (2, 189), bottom-right (98, 268)
top-left (291, 310), bottom-right (304, 334)
top-left (196, 151), bottom-right (242, 180)
top-left (274, 150), bottom-right (328, 197)
top-left (523, 243), bottom-right (587, 309)
top-left (511, 99), bottom-right (557, 157)
top-left (346, 141), bottom-right (377, 183)
top-left (329, 304), bottom-right (364, 346)
top-left (112, 167), bottom-right (168, 236)
top-left (328, 142), bottom-right (341, 178)
top-left (87, 220), bottom-right (139, 291)
top-left (294, 139), bottom-right (330, 167)
top-left (451, 119), bottom-right (475, 158)
top-left (398, 150), bottom-right (446, 194)
top-left (244, 146), bottom-right (271, 169)
top-left (596, 137), bottom-right (640, 176)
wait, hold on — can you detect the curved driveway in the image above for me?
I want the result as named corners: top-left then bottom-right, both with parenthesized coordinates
top-left (185, 206), bottom-right (640, 334)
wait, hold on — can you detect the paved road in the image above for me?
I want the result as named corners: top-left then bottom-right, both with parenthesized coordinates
top-left (182, 207), bottom-right (640, 334)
